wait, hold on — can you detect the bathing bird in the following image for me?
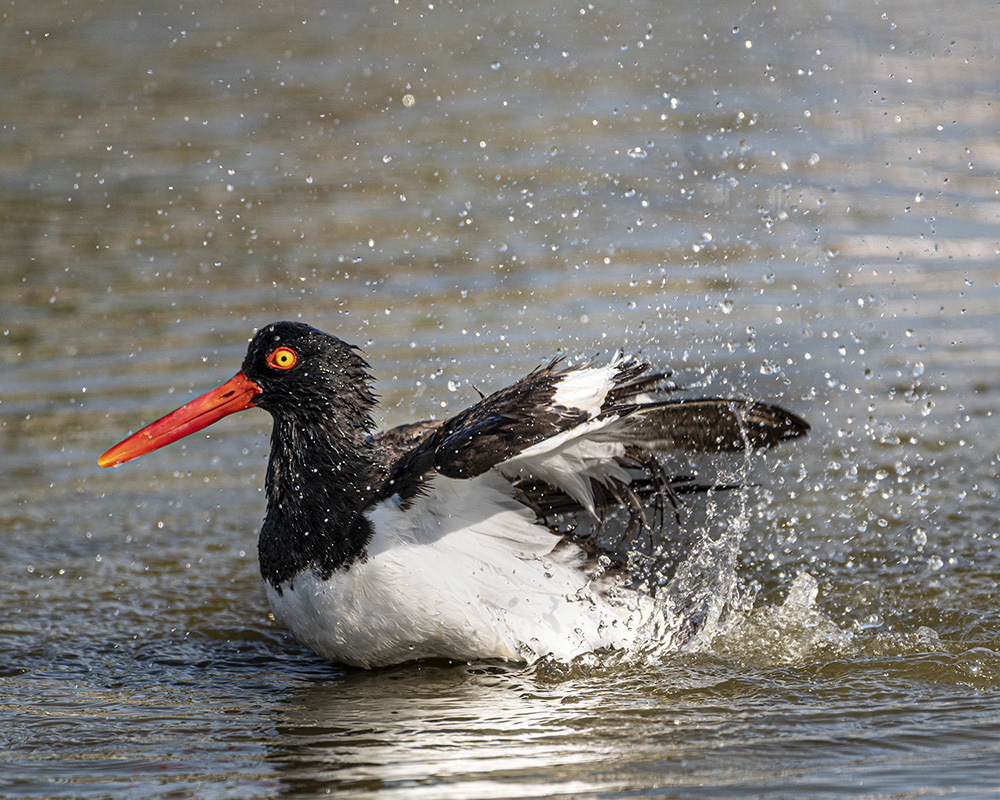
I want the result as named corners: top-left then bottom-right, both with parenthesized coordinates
top-left (100, 321), bottom-right (808, 667)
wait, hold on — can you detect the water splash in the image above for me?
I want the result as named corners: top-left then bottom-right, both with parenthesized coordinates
top-left (589, 444), bottom-right (856, 669)
top-left (709, 572), bottom-right (853, 666)
top-left (652, 423), bottom-right (760, 653)
top-left (658, 511), bottom-right (749, 652)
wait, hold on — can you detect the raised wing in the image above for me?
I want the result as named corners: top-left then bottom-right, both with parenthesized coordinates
top-left (606, 397), bottom-right (809, 453)
top-left (372, 354), bottom-right (807, 520)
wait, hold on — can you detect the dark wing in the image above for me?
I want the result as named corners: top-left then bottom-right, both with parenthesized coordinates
top-left (370, 419), bottom-right (443, 501)
top-left (372, 356), bottom-right (631, 500)
top-left (429, 358), bottom-right (690, 479)
top-left (609, 398), bottom-right (809, 453)
top-left (429, 363), bottom-right (588, 479)
top-left (387, 357), bottom-right (639, 482)
top-left (511, 445), bottom-right (737, 531)
top-left (373, 419), bottom-right (443, 457)
top-left (371, 356), bottom-right (808, 514)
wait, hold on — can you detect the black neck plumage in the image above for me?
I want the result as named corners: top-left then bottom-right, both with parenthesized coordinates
top-left (257, 405), bottom-right (377, 592)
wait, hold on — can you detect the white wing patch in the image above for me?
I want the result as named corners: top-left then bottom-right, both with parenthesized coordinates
top-left (498, 418), bottom-right (631, 517)
top-left (549, 355), bottom-right (625, 417)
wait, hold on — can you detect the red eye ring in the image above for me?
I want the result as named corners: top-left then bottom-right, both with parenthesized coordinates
top-left (266, 346), bottom-right (297, 370)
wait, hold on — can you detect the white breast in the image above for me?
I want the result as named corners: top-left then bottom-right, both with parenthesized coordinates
top-left (265, 472), bottom-right (671, 668)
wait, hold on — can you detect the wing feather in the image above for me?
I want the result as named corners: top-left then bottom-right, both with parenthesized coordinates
top-left (373, 354), bottom-right (808, 525)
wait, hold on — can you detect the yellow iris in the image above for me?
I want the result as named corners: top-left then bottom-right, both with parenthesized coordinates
top-left (267, 346), bottom-right (297, 370)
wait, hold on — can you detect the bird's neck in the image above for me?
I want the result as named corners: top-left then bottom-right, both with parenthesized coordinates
top-left (257, 409), bottom-right (378, 591)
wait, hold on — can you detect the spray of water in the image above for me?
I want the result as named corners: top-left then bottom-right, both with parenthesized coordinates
top-left (636, 430), bottom-right (851, 667)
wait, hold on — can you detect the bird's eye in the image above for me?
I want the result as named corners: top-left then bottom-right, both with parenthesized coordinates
top-left (266, 346), bottom-right (297, 370)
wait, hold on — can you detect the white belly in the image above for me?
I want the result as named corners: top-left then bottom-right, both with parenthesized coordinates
top-left (264, 474), bottom-right (668, 668)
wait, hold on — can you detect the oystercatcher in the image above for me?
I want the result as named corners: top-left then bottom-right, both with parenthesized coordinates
top-left (100, 321), bottom-right (808, 667)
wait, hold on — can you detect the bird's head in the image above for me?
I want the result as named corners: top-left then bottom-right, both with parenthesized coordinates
top-left (98, 321), bottom-right (373, 468)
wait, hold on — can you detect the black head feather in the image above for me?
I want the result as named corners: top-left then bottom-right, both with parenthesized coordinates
top-left (248, 322), bottom-right (379, 589)
top-left (243, 321), bottom-right (376, 433)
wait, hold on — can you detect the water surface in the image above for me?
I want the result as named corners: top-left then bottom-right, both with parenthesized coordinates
top-left (2, 0), bottom-right (1000, 797)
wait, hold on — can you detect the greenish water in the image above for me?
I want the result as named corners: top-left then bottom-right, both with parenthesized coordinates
top-left (3, 0), bottom-right (1000, 797)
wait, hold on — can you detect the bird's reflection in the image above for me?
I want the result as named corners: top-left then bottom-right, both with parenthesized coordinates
top-left (265, 661), bottom-right (622, 797)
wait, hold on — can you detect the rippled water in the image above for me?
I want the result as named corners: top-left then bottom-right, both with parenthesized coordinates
top-left (3, 0), bottom-right (1000, 797)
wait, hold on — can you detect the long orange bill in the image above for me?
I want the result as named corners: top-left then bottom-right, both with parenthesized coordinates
top-left (98, 371), bottom-right (262, 468)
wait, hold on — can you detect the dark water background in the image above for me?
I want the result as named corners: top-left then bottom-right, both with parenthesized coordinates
top-left (3, 0), bottom-right (1000, 797)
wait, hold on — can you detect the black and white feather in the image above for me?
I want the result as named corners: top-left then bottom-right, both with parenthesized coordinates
top-left (239, 325), bottom-right (808, 667)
